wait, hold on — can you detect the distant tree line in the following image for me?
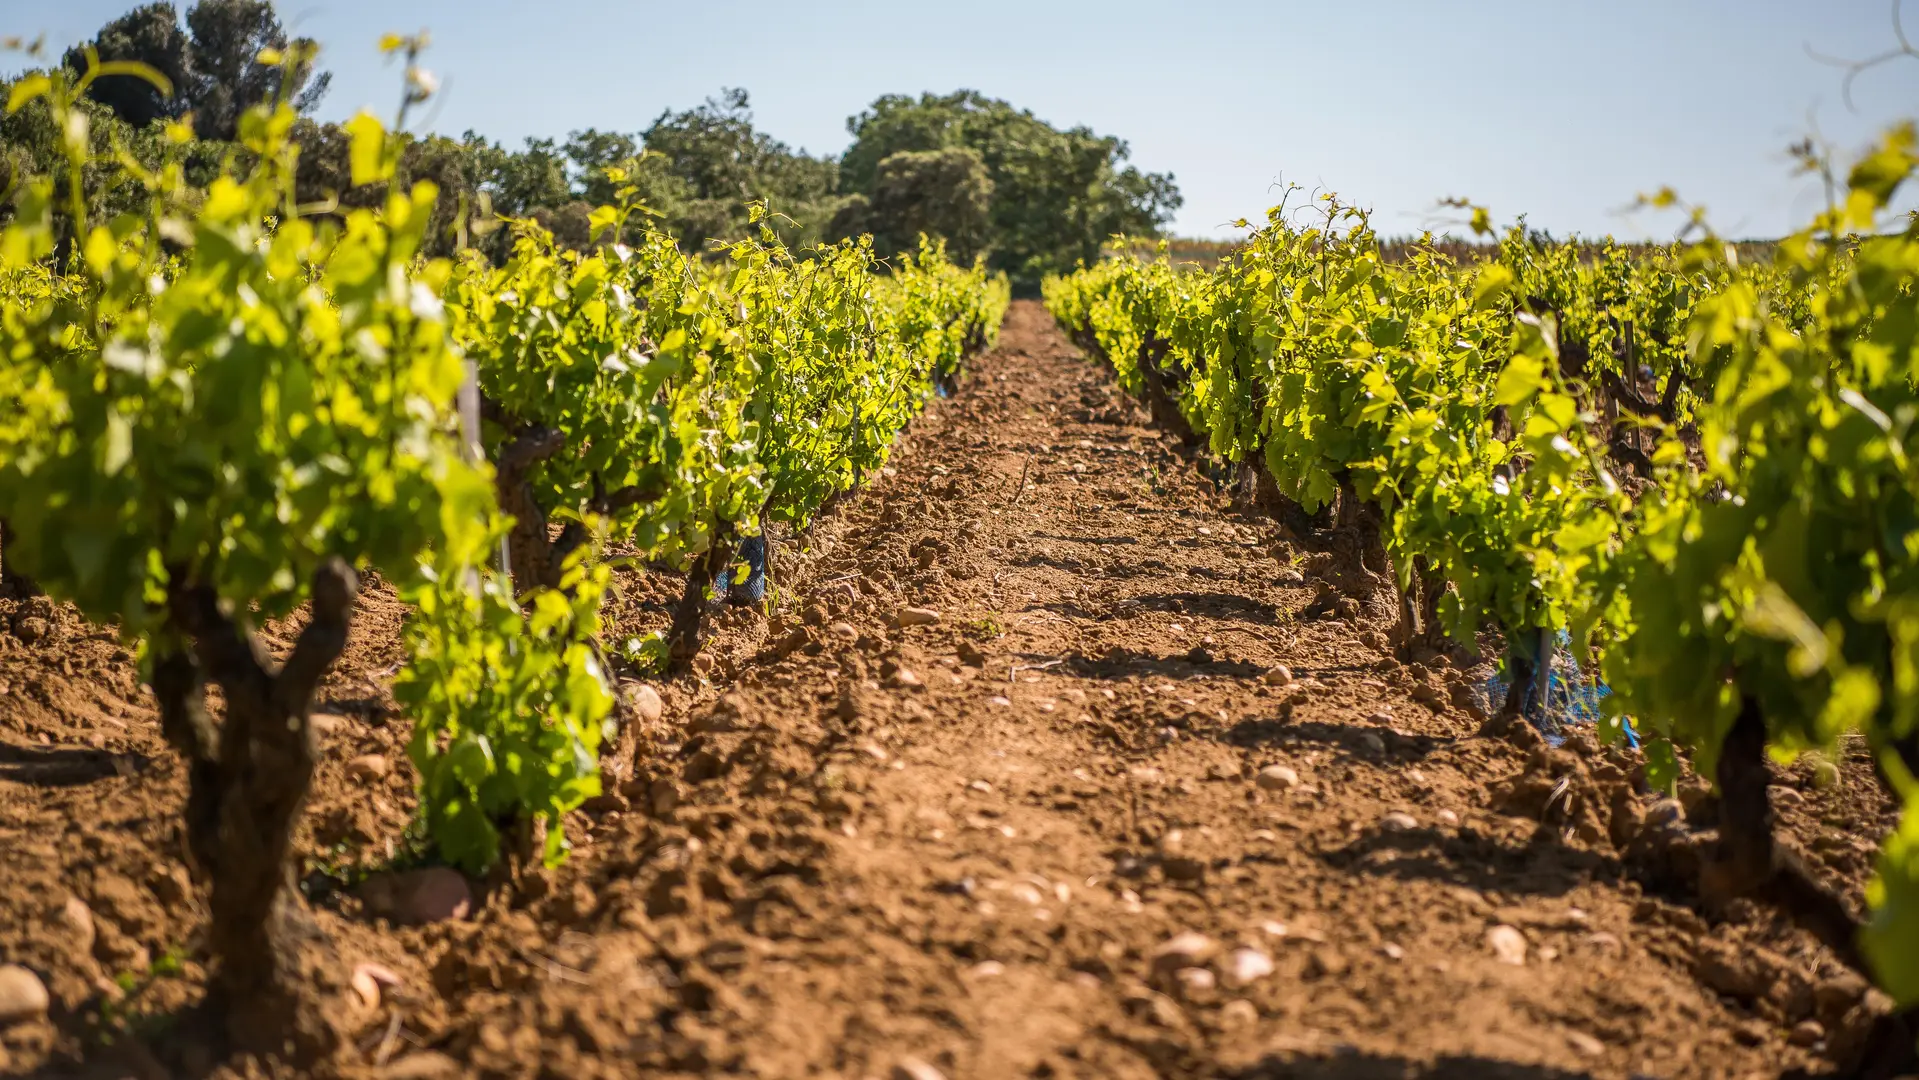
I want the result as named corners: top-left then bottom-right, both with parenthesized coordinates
top-left (3, 1), bottom-right (1181, 289)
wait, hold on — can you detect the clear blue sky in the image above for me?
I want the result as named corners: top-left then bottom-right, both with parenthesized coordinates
top-left (8, 0), bottom-right (1919, 239)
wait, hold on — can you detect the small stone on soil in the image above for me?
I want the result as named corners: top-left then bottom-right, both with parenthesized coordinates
top-left (358, 867), bottom-right (472, 926)
top-left (1262, 664), bottom-right (1294, 685)
top-left (622, 682), bottom-right (664, 723)
top-left (1566, 1030), bottom-right (1604, 1057)
top-left (1486, 924), bottom-right (1528, 966)
top-left (1380, 811), bottom-right (1418, 832)
top-left (1435, 809), bottom-right (1460, 827)
top-left (898, 606), bottom-right (941, 626)
top-left (1255, 765), bottom-right (1299, 791)
top-left (347, 753), bottom-right (391, 781)
top-left (892, 1057), bottom-right (948, 1080)
top-left (0, 964), bottom-right (49, 1025)
top-left (1151, 931), bottom-right (1220, 973)
top-left (1789, 1019), bottom-right (1824, 1047)
top-left (1221, 947), bottom-right (1275, 988)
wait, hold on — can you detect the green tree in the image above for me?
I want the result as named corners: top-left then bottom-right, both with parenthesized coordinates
top-left (832, 146), bottom-right (994, 266)
top-left (641, 88), bottom-right (848, 250)
top-left (840, 90), bottom-right (1181, 289)
top-left (63, 0), bottom-right (329, 139)
top-left (59, 3), bottom-right (192, 127)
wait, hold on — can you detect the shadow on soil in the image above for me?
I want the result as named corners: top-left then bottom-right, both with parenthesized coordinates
top-left (0, 741), bottom-right (149, 786)
top-left (1317, 823), bottom-right (1621, 899)
top-left (1225, 1050), bottom-right (1595, 1079)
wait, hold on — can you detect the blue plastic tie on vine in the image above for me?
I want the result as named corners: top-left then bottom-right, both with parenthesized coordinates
top-left (714, 535), bottom-right (767, 607)
top-left (1472, 628), bottom-right (1637, 747)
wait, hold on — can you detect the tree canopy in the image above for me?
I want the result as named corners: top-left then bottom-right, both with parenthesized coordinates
top-left (63, 0), bottom-right (330, 140)
top-left (24, 5), bottom-right (1182, 277)
top-left (841, 91), bottom-right (1181, 288)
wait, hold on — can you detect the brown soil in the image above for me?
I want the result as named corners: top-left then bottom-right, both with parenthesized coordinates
top-left (0, 301), bottom-right (1900, 1079)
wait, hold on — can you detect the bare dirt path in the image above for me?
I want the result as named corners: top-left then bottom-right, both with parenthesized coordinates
top-left (0, 301), bottom-right (1883, 1079)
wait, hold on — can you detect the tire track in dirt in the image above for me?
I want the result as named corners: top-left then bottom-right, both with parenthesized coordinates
top-left (0, 301), bottom-right (1877, 1079)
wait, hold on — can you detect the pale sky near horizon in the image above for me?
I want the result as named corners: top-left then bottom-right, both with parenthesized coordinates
top-left (6, 0), bottom-right (1919, 241)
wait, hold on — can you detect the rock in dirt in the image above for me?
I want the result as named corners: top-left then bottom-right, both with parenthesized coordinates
top-left (1485, 925), bottom-right (1527, 966)
top-left (622, 682), bottom-right (664, 723)
top-left (1221, 947), bottom-right (1275, 988)
top-left (1150, 932), bottom-right (1219, 974)
top-left (1261, 664), bottom-right (1294, 686)
top-left (1788, 1019), bottom-right (1823, 1047)
top-left (1379, 811), bottom-right (1418, 832)
top-left (1255, 765), bottom-right (1299, 791)
top-left (11, 616), bottom-right (49, 645)
top-left (1435, 809), bottom-right (1460, 827)
top-left (897, 606), bottom-right (941, 627)
top-left (829, 621), bottom-right (859, 642)
top-left (382, 1051), bottom-right (461, 1078)
top-left (1174, 967), bottom-right (1216, 994)
top-left (0, 965), bottom-right (49, 1025)
top-left (347, 753), bottom-right (391, 781)
top-left (358, 867), bottom-right (472, 926)
top-left (55, 897), bottom-right (95, 954)
top-left (892, 1057), bottom-right (947, 1080)
top-left (1565, 1030), bottom-right (1604, 1057)
top-left (957, 641), bottom-right (986, 666)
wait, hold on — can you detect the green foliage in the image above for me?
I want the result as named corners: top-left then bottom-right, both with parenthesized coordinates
top-left (63, 0), bottom-right (331, 139)
top-left (0, 68), bottom-right (490, 643)
top-left (842, 90), bottom-right (1181, 289)
top-left (831, 147), bottom-right (994, 267)
top-left (396, 552), bottom-right (615, 874)
top-left (1046, 138), bottom-right (1919, 1007)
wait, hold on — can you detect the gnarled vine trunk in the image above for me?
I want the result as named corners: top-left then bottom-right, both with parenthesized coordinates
top-left (153, 559), bottom-right (358, 1057)
top-left (668, 537), bottom-right (735, 668)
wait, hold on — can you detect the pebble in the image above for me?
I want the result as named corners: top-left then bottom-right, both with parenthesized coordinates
top-left (1219, 998), bottom-right (1260, 1028)
top-left (1435, 809), bottom-right (1460, 827)
top-left (1366, 711), bottom-right (1393, 725)
top-left (1566, 1030), bottom-right (1605, 1057)
top-left (57, 896), bottom-right (95, 953)
top-left (1255, 765), bottom-right (1300, 791)
top-left (1789, 1019), bottom-right (1824, 1047)
top-left (0, 964), bottom-right (49, 1025)
top-left (1174, 967), bottom-right (1216, 994)
top-left (347, 754), bottom-right (391, 781)
top-left (1380, 811), bottom-right (1418, 832)
top-left (897, 607), bottom-right (942, 626)
top-left (382, 1052), bottom-right (461, 1079)
top-left (829, 621), bottom-right (859, 641)
top-left (1150, 931), bottom-right (1219, 973)
top-left (1771, 786), bottom-right (1805, 807)
top-left (892, 1057), bottom-right (948, 1080)
top-left (1486, 924), bottom-right (1528, 966)
top-left (891, 666), bottom-right (923, 688)
top-left (1357, 732), bottom-right (1386, 755)
top-left (357, 867), bottom-right (472, 926)
top-left (1221, 947), bottom-right (1275, 988)
top-left (623, 682), bottom-right (664, 723)
top-left (1262, 665), bottom-right (1294, 686)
